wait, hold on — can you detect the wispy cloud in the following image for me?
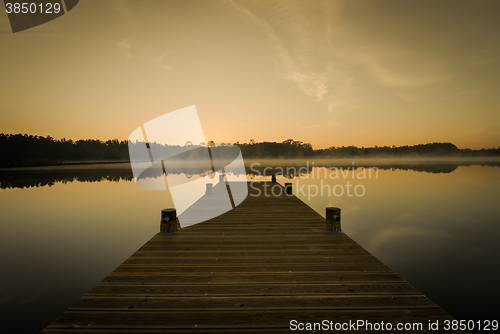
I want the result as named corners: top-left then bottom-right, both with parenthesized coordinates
top-left (117, 38), bottom-right (133, 58)
top-left (356, 52), bottom-right (455, 88)
top-left (151, 52), bottom-right (173, 71)
top-left (224, 0), bottom-right (354, 114)
top-left (117, 38), bottom-right (174, 70)
top-left (111, 1), bottom-right (174, 70)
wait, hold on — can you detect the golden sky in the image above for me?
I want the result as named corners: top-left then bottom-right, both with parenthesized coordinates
top-left (1, 0), bottom-right (499, 149)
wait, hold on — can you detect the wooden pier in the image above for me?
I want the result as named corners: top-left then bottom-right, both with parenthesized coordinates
top-left (42, 182), bottom-right (468, 333)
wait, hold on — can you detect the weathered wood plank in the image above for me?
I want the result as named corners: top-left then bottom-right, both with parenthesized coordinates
top-left (70, 295), bottom-right (439, 311)
top-left (45, 309), bottom-right (458, 329)
top-left (42, 182), bottom-right (468, 333)
top-left (101, 272), bottom-right (405, 284)
top-left (41, 329), bottom-right (469, 334)
top-left (86, 282), bottom-right (420, 297)
top-left (130, 249), bottom-right (371, 256)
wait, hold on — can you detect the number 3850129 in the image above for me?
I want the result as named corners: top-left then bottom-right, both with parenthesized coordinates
top-left (5, 2), bottom-right (62, 14)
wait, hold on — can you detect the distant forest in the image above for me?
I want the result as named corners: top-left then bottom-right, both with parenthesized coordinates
top-left (1, 133), bottom-right (499, 167)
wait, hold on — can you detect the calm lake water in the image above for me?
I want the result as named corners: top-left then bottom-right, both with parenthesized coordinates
top-left (0, 160), bottom-right (499, 333)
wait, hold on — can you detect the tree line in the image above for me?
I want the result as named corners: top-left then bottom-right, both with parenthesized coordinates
top-left (236, 139), bottom-right (500, 158)
top-left (0, 134), bottom-right (129, 166)
top-left (1, 133), bottom-right (499, 167)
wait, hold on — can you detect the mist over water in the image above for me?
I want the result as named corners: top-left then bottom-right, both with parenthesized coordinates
top-left (1, 157), bottom-right (499, 189)
top-left (0, 159), bottom-right (499, 333)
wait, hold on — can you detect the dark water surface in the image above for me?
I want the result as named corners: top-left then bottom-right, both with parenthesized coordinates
top-left (0, 161), bottom-right (499, 333)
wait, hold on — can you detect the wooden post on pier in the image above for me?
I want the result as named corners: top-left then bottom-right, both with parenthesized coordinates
top-left (43, 183), bottom-right (468, 333)
top-left (285, 182), bottom-right (292, 195)
top-left (271, 174), bottom-right (276, 182)
top-left (326, 206), bottom-right (341, 232)
top-left (160, 208), bottom-right (177, 233)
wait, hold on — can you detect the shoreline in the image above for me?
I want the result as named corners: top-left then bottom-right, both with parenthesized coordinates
top-left (1, 156), bottom-right (500, 170)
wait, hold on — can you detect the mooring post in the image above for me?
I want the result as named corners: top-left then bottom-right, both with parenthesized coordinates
top-left (326, 207), bottom-right (341, 231)
top-left (271, 174), bottom-right (276, 182)
top-left (206, 183), bottom-right (213, 194)
top-left (160, 208), bottom-right (177, 233)
top-left (219, 174), bottom-right (225, 183)
top-left (285, 183), bottom-right (292, 195)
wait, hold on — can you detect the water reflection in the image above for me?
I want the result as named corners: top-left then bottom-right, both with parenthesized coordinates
top-left (284, 164), bottom-right (500, 332)
top-left (247, 160), bottom-right (500, 176)
top-left (2, 160), bottom-right (499, 189)
top-left (0, 177), bottom-right (174, 334)
top-left (0, 162), bottom-right (499, 333)
top-left (129, 143), bottom-right (248, 228)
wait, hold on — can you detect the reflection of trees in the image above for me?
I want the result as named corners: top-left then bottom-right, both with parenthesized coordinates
top-left (247, 162), bottom-right (500, 178)
top-left (1, 161), bottom-right (499, 189)
top-left (352, 162), bottom-right (500, 174)
top-left (0, 168), bottom-right (134, 189)
top-left (381, 165), bottom-right (459, 174)
top-left (1, 133), bottom-right (500, 188)
top-left (0, 165), bottom-right (247, 189)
